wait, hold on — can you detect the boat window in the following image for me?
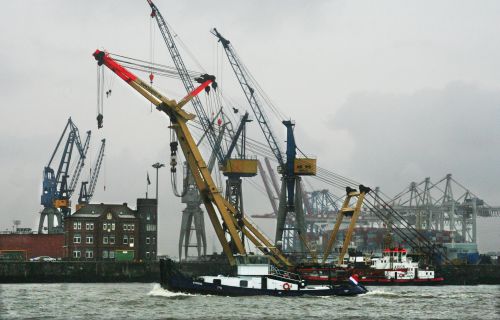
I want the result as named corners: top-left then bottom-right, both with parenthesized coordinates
top-left (240, 280), bottom-right (248, 288)
top-left (213, 279), bottom-right (222, 285)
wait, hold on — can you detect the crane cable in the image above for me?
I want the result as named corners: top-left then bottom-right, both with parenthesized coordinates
top-left (149, 11), bottom-right (157, 112)
top-left (96, 65), bottom-right (104, 129)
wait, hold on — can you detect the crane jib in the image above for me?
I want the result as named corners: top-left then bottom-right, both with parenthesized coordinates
top-left (179, 80), bottom-right (213, 107)
top-left (93, 50), bottom-right (137, 83)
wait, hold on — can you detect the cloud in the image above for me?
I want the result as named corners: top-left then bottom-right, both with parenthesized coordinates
top-left (329, 82), bottom-right (500, 203)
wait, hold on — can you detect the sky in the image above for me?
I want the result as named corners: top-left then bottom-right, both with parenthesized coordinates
top-left (0, 0), bottom-right (499, 255)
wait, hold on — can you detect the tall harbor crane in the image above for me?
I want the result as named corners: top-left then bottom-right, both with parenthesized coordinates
top-left (147, 0), bottom-right (256, 256)
top-left (146, 0), bottom-right (224, 161)
top-left (77, 139), bottom-right (106, 209)
top-left (93, 50), bottom-right (290, 266)
top-left (39, 118), bottom-right (90, 233)
top-left (212, 28), bottom-right (316, 255)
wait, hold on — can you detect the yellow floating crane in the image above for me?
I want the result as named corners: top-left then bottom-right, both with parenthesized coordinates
top-left (93, 50), bottom-right (291, 267)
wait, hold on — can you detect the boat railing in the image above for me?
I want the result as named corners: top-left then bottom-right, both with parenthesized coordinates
top-left (269, 265), bottom-right (302, 281)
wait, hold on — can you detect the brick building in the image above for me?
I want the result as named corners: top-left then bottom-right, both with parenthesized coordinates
top-left (64, 198), bottom-right (157, 261)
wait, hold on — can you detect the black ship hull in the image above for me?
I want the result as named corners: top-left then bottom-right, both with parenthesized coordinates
top-left (160, 259), bottom-right (367, 297)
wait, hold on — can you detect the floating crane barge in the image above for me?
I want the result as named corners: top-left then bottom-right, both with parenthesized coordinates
top-left (93, 49), bottom-right (369, 296)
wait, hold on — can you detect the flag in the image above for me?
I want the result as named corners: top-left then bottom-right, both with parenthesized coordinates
top-left (147, 172), bottom-right (151, 185)
top-left (349, 275), bottom-right (359, 286)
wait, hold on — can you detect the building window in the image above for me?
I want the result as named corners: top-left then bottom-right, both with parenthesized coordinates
top-left (73, 221), bottom-right (81, 230)
top-left (240, 280), bottom-right (248, 288)
top-left (109, 251), bottom-right (115, 259)
top-left (146, 237), bottom-right (150, 245)
top-left (122, 224), bottom-right (134, 231)
top-left (146, 252), bottom-right (150, 259)
top-left (131, 224), bottom-right (135, 231)
top-left (129, 237), bottom-right (134, 247)
top-left (109, 235), bottom-right (115, 245)
top-left (103, 223), bottom-right (107, 230)
top-left (147, 224), bottom-right (156, 232)
top-left (73, 250), bottom-right (81, 258)
top-left (147, 214), bottom-right (151, 221)
top-left (103, 236), bottom-right (108, 244)
top-left (86, 222), bottom-right (94, 230)
top-left (73, 234), bottom-right (81, 244)
top-left (85, 250), bottom-right (93, 259)
top-left (111, 223), bottom-right (115, 231)
top-left (86, 235), bottom-right (93, 244)
top-left (103, 250), bottom-right (108, 259)
top-left (123, 235), bottom-right (128, 245)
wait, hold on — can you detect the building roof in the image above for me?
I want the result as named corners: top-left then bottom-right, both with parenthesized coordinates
top-left (71, 203), bottom-right (137, 219)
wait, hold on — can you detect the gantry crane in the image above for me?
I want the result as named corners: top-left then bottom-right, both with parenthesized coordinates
top-left (93, 50), bottom-right (290, 266)
top-left (219, 111), bottom-right (257, 251)
top-left (77, 139), bottom-right (106, 210)
top-left (212, 28), bottom-right (316, 256)
top-left (147, 0), bottom-right (257, 255)
top-left (39, 118), bottom-right (90, 233)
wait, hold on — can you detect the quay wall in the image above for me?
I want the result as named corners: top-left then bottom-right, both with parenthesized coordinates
top-left (437, 264), bottom-right (500, 285)
top-left (0, 261), bottom-right (159, 283)
top-left (1, 261), bottom-right (499, 284)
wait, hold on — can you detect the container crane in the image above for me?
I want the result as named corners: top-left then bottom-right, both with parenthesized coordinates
top-left (211, 28), bottom-right (316, 256)
top-left (77, 139), bottom-right (106, 210)
top-left (93, 49), bottom-right (290, 267)
top-left (39, 118), bottom-right (90, 233)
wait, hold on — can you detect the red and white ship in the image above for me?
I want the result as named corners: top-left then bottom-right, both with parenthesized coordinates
top-left (297, 247), bottom-right (444, 286)
top-left (359, 247), bottom-right (444, 285)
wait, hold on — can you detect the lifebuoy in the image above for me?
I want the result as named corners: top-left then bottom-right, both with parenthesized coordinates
top-left (282, 282), bottom-right (291, 290)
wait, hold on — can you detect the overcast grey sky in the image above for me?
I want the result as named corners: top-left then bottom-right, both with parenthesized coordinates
top-left (1, 0), bottom-right (499, 255)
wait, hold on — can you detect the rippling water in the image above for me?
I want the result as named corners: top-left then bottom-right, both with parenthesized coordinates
top-left (0, 283), bottom-right (498, 319)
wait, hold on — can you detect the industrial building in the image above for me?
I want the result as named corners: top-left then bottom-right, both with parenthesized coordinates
top-left (0, 233), bottom-right (64, 261)
top-left (64, 198), bottom-right (158, 262)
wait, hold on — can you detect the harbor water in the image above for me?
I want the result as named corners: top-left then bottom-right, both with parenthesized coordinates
top-left (0, 283), bottom-right (498, 319)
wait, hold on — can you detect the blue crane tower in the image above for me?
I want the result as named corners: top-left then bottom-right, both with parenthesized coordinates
top-left (39, 118), bottom-right (90, 234)
top-left (212, 28), bottom-right (317, 256)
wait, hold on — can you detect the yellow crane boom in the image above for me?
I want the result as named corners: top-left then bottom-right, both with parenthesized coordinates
top-left (93, 50), bottom-right (291, 267)
top-left (322, 185), bottom-right (371, 264)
